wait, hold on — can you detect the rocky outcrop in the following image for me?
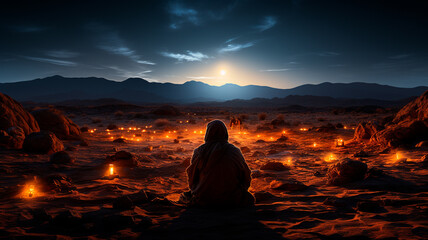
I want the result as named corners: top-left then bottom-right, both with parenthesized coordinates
top-left (0, 93), bottom-right (40, 135)
top-left (0, 126), bottom-right (26, 149)
top-left (32, 108), bottom-right (81, 140)
top-left (354, 90), bottom-right (428, 148)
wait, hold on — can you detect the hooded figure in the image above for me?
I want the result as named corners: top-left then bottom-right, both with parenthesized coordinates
top-left (183, 120), bottom-right (254, 207)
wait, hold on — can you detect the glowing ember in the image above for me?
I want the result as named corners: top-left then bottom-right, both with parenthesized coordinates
top-left (313, 143), bottom-right (317, 147)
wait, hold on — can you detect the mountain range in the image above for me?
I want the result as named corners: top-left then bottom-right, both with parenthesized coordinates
top-left (0, 75), bottom-right (426, 104)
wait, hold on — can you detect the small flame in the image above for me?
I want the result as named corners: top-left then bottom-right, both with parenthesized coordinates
top-left (109, 164), bottom-right (114, 176)
top-left (28, 185), bottom-right (35, 198)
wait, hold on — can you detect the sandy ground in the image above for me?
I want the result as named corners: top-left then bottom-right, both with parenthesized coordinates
top-left (0, 108), bottom-right (427, 239)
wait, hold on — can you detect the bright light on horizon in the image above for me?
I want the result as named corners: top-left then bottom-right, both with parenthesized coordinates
top-left (220, 69), bottom-right (227, 76)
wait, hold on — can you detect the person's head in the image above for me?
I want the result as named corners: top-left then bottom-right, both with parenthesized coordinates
top-left (204, 120), bottom-right (228, 143)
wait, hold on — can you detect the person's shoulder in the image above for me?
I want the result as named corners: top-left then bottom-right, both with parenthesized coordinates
top-left (227, 143), bottom-right (242, 153)
top-left (193, 143), bottom-right (206, 154)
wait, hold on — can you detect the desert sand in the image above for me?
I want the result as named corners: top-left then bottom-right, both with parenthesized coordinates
top-left (0, 104), bottom-right (427, 240)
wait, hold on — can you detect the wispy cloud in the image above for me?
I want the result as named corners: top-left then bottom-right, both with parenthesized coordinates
top-left (168, 2), bottom-right (199, 29)
top-left (22, 56), bottom-right (77, 66)
top-left (389, 54), bottom-right (411, 60)
top-left (255, 16), bottom-right (277, 32)
top-left (219, 42), bottom-right (255, 53)
top-left (45, 50), bottom-right (79, 58)
top-left (260, 68), bottom-right (289, 72)
top-left (161, 51), bottom-right (209, 62)
top-left (105, 65), bottom-right (153, 79)
top-left (86, 23), bottom-right (155, 65)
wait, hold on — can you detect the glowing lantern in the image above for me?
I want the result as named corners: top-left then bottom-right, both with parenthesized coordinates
top-left (90, 130), bottom-right (94, 133)
top-left (336, 139), bottom-right (344, 147)
top-left (28, 185), bottom-right (35, 198)
top-left (199, 131), bottom-right (203, 134)
top-left (282, 130), bottom-right (286, 134)
top-left (193, 130), bottom-right (197, 134)
top-left (166, 135), bottom-right (170, 138)
top-left (257, 135), bottom-right (261, 138)
top-left (313, 143), bottom-right (317, 147)
top-left (109, 164), bottom-right (114, 176)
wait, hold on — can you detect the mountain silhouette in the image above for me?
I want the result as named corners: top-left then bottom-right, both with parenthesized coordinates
top-left (0, 75), bottom-right (426, 103)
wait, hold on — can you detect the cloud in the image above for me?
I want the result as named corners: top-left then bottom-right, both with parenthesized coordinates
top-left (219, 42), bottom-right (255, 53)
top-left (87, 23), bottom-right (155, 65)
top-left (260, 68), bottom-right (289, 72)
top-left (186, 76), bottom-right (217, 79)
top-left (167, 1), bottom-right (238, 29)
top-left (22, 56), bottom-right (77, 66)
top-left (161, 51), bottom-right (209, 62)
top-left (105, 65), bottom-right (153, 79)
top-left (255, 16), bottom-right (277, 32)
top-left (168, 2), bottom-right (199, 29)
top-left (45, 50), bottom-right (79, 58)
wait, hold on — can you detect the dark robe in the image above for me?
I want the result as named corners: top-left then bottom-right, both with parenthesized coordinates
top-left (185, 120), bottom-right (254, 207)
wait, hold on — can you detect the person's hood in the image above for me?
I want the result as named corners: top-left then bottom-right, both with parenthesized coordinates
top-left (204, 120), bottom-right (228, 143)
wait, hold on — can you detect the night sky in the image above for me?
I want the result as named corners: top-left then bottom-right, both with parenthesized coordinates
top-left (1, 0), bottom-right (427, 88)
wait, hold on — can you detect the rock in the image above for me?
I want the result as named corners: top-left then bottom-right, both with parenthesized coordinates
top-left (315, 123), bottom-right (336, 132)
top-left (80, 126), bottom-right (89, 132)
top-left (353, 121), bottom-right (383, 141)
top-left (176, 147), bottom-right (185, 153)
top-left (240, 146), bottom-right (251, 153)
top-left (260, 161), bottom-right (289, 171)
top-left (366, 91), bottom-right (428, 147)
top-left (0, 126), bottom-right (26, 149)
top-left (32, 108), bottom-right (81, 140)
top-left (392, 90), bottom-right (428, 124)
top-left (254, 191), bottom-right (275, 203)
top-left (370, 120), bottom-right (428, 147)
top-left (335, 123), bottom-right (344, 129)
top-left (326, 158), bottom-right (367, 186)
top-left (173, 139), bottom-right (180, 144)
top-left (23, 131), bottom-right (64, 154)
top-left (50, 151), bottom-right (74, 164)
top-left (113, 196), bottom-right (134, 210)
top-left (0, 92), bottom-right (40, 135)
top-left (113, 138), bottom-right (126, 143)
top-left (251, 151), bottom-right (265, 157)
top-left (143, 146), bottom-right (153, 152)
top-left (276, 135), bottom-right (288, 142)
top-left (106, 150), bottom-right (138, 167)
top-left (270, 180), bottom-right (308, 192)
top-left (415, 140), bottom-right (428, 148)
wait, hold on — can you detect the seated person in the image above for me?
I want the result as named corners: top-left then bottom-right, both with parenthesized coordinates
top-left (180, 120), bottom-right (254, 207)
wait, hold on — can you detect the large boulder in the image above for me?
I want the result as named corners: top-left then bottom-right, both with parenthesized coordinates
top-left (0, 93), bottom-right (39, 135)
top-left (23, 131), bottom-right (64, 154)
top-left (31, 108), bottom-right (81, 140)
top-left (327, 158), bottom-right (367, 186)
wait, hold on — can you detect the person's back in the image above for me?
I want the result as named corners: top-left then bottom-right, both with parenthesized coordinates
top-left (183, 120), bottom-right (254, 207)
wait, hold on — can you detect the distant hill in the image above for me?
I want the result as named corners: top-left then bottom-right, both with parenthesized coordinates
top-left (0, 75), bottom-right (426, 103)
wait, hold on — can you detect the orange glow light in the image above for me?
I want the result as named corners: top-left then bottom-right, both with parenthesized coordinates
top-left (109, 164), bottom-right (114, 176)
